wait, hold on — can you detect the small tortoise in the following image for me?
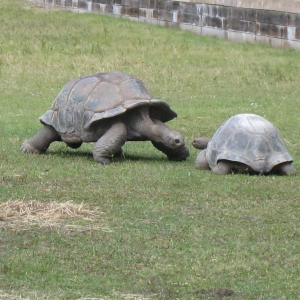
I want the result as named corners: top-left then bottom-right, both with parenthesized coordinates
top-left (21, 72), bottom-right (189, 164)
top-left (192, 114), bottom-right (296, 175)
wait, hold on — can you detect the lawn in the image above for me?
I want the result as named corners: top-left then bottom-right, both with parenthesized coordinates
top-left (1, 1), bottom-right (300, 299)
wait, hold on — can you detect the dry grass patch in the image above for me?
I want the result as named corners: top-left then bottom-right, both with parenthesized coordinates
top-left (0, 200), bottom-right (103, 231)
top-left (0, 290), bottom-right (57, 300)
top-left (0, 291), bottom-right (159, 300)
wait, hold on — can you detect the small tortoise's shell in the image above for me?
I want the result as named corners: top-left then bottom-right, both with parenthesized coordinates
top-left (206, 114), bottom-right (293, 173)
top-left (39, 72), bottom-right (177, 138)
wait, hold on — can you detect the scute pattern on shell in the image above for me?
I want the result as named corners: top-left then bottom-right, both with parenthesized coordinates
top-left (39, 72), bottom-right (177, 138)
top-left (206, 114), bottom-right (293, 173)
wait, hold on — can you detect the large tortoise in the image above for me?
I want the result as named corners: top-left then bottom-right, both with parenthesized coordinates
top-left (192, 114), bottom-right (296, 175)
top-left (20, 72), bottom-right (190, 164)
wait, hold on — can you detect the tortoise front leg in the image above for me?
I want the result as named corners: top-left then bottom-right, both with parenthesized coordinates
top-left (194, 149), bottom-right (210, 170)
top-left (20, 125), bottom-right (60, 154)
top-left (93, 121), bottom-right (127, 164)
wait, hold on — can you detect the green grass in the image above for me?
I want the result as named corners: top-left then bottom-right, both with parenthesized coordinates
top-left (1, 0), bottom-right (300, 299)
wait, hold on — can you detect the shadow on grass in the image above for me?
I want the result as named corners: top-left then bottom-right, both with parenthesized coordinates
top-left (46, 149), bottom-right (169, 163)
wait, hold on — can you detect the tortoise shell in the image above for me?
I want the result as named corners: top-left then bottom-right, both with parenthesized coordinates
top-left (39, 72), bottom-right (177, 138)
top-left (206, 114), bottom-right (293, 173)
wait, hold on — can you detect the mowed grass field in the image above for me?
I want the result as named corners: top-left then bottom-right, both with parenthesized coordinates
top-left (1, 1), bottom-right (300, 299)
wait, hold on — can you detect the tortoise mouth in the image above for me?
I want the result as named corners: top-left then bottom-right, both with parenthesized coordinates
top-left (167, 144), bottom-right (190, 161)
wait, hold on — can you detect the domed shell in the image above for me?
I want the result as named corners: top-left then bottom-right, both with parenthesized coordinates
top-left (39, 72), bottom-right (177, 137)
top-left (206, 114), bottom-right (293, 173)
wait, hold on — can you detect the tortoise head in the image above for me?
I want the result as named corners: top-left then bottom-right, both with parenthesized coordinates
top-left (150, 120), bottom-right (190, 161)
top-left (192, 137), bottom-right (211, 150)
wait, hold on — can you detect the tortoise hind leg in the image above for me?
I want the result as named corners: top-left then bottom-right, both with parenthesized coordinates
top-left (211, 160), bottom-right (233, 175)
top-left (20, 125), bottom-right (60, 154)
top-left (93, 121), bottom-right (127, 164)
top-left (212, 161), bottom-right (255, 175)
top-left (274, 162), bottom-right (297, 175)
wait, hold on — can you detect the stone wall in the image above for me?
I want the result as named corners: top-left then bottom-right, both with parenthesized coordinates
top-left (36, 0), bottom-right (300, 50)
top-left (180, 0), bottom-right (300, 14)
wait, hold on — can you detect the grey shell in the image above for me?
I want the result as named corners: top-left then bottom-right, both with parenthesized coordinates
top-left (206, 114), bottom-right (293, 173)
top-left (39, 72), bottom-right (177, 138)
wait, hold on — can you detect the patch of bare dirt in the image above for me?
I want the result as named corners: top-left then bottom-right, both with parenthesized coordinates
top-left (194, 288), bottom-right (235, 299)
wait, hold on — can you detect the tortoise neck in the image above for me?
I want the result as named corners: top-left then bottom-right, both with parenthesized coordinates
top-left (128, 106), bottom-right (166, 142)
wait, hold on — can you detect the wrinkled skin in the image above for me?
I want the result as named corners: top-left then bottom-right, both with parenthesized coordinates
top-left (192, 137), bottom-right (296, 175)
top-left (21, 106), bottom-right (189, 164)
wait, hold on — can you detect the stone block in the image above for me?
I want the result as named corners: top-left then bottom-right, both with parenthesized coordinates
top-left (270, 37), bottom-right (286, 48)
top-left (170, 1), bottom-right (180, 11)
top-left (158, 9), bottom-right (180, 23)
top-left (287, 13), bottom-right (300, 27)
top-left (215, 5), bottom-right (231, 18)
top-left (188, 24), bottom-right (202, 35)
top-left (260, 23), bottom-right (287, 38)
top-left (157, 9), bottom-right (169, 21)
top-left (230, 7), bottom-right (256, 21)
top-left (159, 20), bottom-right (180, 29)
top-left (227, 30), bottom-right (256, 43)
top-left (180, 12), bottom-right (200, 25)
top-left (256, 10), bottom-right (287, 25)
top-left (179, 22), bottom-right (193, 31)
top-left (112, 4), bottom-right (123, 14)
top-left (66, 0), bottom-right (73, 6)
top-left (105, 4), bottom-right (113, 13)
top-left (78, 1), bottom-right (87, 9)
top-left (194, 3), bottom-right (207, 15)
top-left (179, 2), bottom-right (198, 14)
top-left (139, 0), bottom-right (156, 9)
top-left (296, 27), bottom-right (300, 40)
top-left (255, 34), bottom-right (271, 45)
top-left (151, 8), bottom-right (158, 18)
top-left (123, 0), bottom-right (139, 7)
top-left (141, 17), bottom-right (159, 25)
top-left (287, 26), bottom-right (296, 40)
top-left (156, 0), bottom-right (172, 10)
top-left (227, 19), bottom-right (255, 33)
top-left (202, 26), bottom-right (226, 38)
top-left (92, 2), bottom-right (101, 11)
top-left (274, 25), bottom-right (288, 38)
top-left (285, 39), bottom-right (300, 50)
top-left (123, 6), bottom-right (139, 16)
top-left (127, 15), bottom-right (139, 22)
top-left (97, 0), bottom-right (112, 4)
top-left (205, 16), bottom-right (226, 29)
top-left (206, 5), bottom-right (218, 17)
